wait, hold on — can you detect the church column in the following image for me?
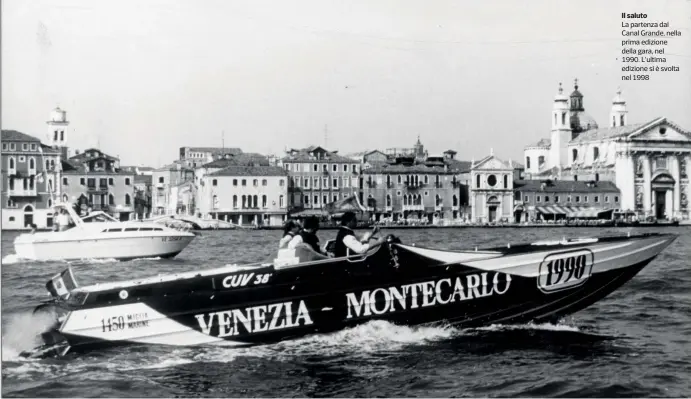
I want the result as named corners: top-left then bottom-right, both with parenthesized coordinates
top-left (642, 154), bottom-right (652, 215)
top-left (627, 152), bottom-right (636, 212)
top-left (671, 153), bottom-right (681, 218)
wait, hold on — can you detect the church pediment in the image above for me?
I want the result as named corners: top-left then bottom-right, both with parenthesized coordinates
top-left (473, 155), bottom-right (512, 170)
top-left (651, 172), bottom-right (675, 184)
top-left (629, 120), bottom-right (691, 142)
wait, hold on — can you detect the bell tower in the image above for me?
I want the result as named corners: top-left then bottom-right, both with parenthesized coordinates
top-left (46, 107), bottom-right (70, 159)
top-left (549, 83), bottom-right (572, 169)
top-left (610, 88), bottom-right (628, 127)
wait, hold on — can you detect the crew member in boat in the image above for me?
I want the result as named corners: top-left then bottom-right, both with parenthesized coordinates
top-left (334, 211), bottom-right (386, 257)
top-left (279, 219), bottom-right (301, 249)
top-left (288, 216), bottom-right (326, 255)
top-left (56, 209), bottom-right (72, 232)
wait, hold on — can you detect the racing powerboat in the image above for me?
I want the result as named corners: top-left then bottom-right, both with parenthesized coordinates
top-left (25, 232), bottom-right (675, 357)
top-left (13, 203), bottom-right (196, 261)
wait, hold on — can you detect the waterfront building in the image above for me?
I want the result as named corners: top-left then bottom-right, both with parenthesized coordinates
top-left (513, 180), bottom-right (620, 222)
top-left (470, 153), bottom-right (515, 223)
top-left (152, 162), bottom-right (195, 215)
top-left (179, 146), bottom-right (242, 168)
top-left (361, 140), bottom-right (472, 222)
top-left (133, 174), bottom-right (152, 219)
top-left (282, 146), bottom-right (361, 215)
top-left (524, 80), bottom-right (691, 220)
top-left (61, 148), bottom-right (135, 221)
top-left (1, 130), bottom-right (62, 229)
top-left (197, 165), bottom-right (288, 226)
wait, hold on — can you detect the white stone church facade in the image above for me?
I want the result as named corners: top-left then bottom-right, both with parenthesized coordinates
top-left (524, 80), bottom-right (691, 220)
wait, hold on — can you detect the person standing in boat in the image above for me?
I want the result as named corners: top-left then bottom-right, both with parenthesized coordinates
top-left (56, 209), bottom-right (72, 232)
top-left (334, 211), bottom-right (386, 257)
top-left (279, 219), bottom-right (301, 249)
top-left (288, 216), bottom-right (326, 255)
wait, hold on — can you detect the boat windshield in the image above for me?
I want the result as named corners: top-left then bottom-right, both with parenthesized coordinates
top-left (82, 212), bottom-right (119, 223)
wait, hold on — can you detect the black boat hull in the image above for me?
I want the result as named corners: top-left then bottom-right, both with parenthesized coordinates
top-left (30, 233), bottom-right (676, 356)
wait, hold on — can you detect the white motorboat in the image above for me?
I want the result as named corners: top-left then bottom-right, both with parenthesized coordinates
top-left (13, 203), bottom-right (196, 261)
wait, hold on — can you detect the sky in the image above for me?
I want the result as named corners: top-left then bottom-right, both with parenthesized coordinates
top-left (2, 0), bottom-right (690, 167)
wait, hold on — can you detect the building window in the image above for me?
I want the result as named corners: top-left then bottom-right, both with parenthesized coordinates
top-left (594, 195), bottom-right (599, 202)
top-left (593, 147), bottom-right (600, 161)
top-left (397, 175), bottom-right (402, 184)
top-left (424, 175), bottom-right (429, 184)
top-left (575, 196), bottom-right (580, 203)
top-left (233, 179), bottom-right (238, 186)
top-left (304, 195), bottom-right (309, 205)
top-left (242, 195), bottom-right (247, 208)
top-left (524, 196), bottom-right (529, 202)
top-left (526, 157), bottom-right (532, 170)
top-left (125, 178), bottom-right (131, 185)
top-left (19, 156), bottom-right (25, 163)
top-left (612, 116), bottom-right (616, 127)
top-left (262, 179), bottom-right (267, 186)
top-left (503, 175), bottom-right (508, 188)
top-left (1, 143), bottom-right (6, 150)
top-left (253, 195), bottom-right (258, 208)
top-left (397, 191), bottom-right (402, 196)
top-left (109, 194), bottom-right (115, 205)
top-left (572, 149), bottom-right (578, 163)
top-left (323, 195), bottom-right (328, 205)
top-left (314, 195), bottom-right (319, 205)
top-left (212, 179), bottom-right (218, 186)
top-left (567, 196), bottom-right (572, 202)
top-left (620, 115), bottom-right (625, 126)
top-left (333, 178), bottom-right (338, 188)
top-left (80, 178), bottom-right (85, 185)
top-left (262, 195), bottom-right (267, 208)
top-left (10, 143), bottom-right (15, 150)
top-left (159, 177), bottom-right (164, 183)
top-left (313, 164), bottom-right (318, 172)
top-left (343, 164), bottom-right (348, 172)
top-left (233, 195), bottom-right (238, 208)
top-left (605, 195), bottom-right (610, 203)
top-left (584, 196), bottom-right (588, 202)
top-left (544, 196), bottom-right (549, 202)
top-left (614, 196), bottom-right (619, 203)
top-left (108, 178), bottom-right (114, 185)
top-left (279, 179), bottom-right (285, 187)
top-left (213, 195), bottom-right (219, 209)
top-left (242, 179), bottom-right (247, 186)
top-left (554, 195), bottom-right (559, 203)
top-left (487, 175), bottom-right (497, 187)
top-left (536, 195), bottom-right (541, 203)
top-left (279, 195), bottom-right (284, 208)
top-left (323, 178), bottom-right (328, 188)
top-left (253, 179), bottom-right (258, 187)
top-left (29, 158), bottom-right (35, 170)
top-left (595, 173), bottom-right (599, 181)
top-left (476, 175), bottom-right (481, 188)
top-left (304, 178), bottom-right (309, 188)
top-left (562, 112), bottom-right (566, 125)
top-left (125, 194), bottom-right (131, 205)
top-left (332, 164), bottom-right (337, 172)
top-left (314, 177), bottom-right (319, 188)
top-left (574, 175), bottom-right (578, 181)
top-left (22, 143), bottom-right (28, 151)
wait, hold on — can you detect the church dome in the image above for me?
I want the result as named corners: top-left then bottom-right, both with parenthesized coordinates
top-left (570, 111), bottom-right (599, 132)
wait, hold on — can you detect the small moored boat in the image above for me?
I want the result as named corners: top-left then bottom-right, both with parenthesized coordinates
top-left (25, 232), bottom-right (675, 357)
top-left (13, 203), bottom-right (196, 261)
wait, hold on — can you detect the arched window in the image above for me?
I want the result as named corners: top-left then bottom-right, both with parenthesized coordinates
top-left (253, 195), bottom-right (258, 208)
top-left (9, 157), bottom-right (15, 169)
top-left (60, 131), bottom-right (64, 141)
top-left (54, 131), bottom-right (58, 140)
top-left (561, 112), bottom-right (566, 125)
top-left (620, 115), bottom-right (625, 126)
top-left (29, 158), bottom-right (35, 170)
top-left (386, 195), bottom-right (392, 207)
top-left (612, 116), bottom-right (616, 127)
top-left (526, 156), bottom-right (531, 169)
top-left (9, 178), bottom-right (14, 190)
top-left (453, 195), bottom-right (458, 206)
top-left (572, 149), bottom-right (578, 162)
top-left (109, 194), bottom-right (115, 205)
top-left (242, 195), bottom-right (247, 208)
top-left (403, 195), bottom-right (408, 206)
top-left (63, 194), bottom-right (69, 202)
top-left (262, 195), bottom-right (267, 208)
top-left (48, 199), bottom-right (52, 207)
top-left (213, 195), bottom-right (219, 209)
top-left (538, 156), bottom-right (545, 166)
top-left (476, 174), bottom-right (481, 188)
top-left (125, 194), bottom-right (131, 205)
top-left (435, 194), bottom-right (442, 206)
top-left (233, 195), bottom-right (238, 208)
top-left (279, 195), bottom-right (284, 208)
top-left (595, 173), bottom-right (600, 181)
top-left (24, 204), bottom-right (34, 212)
top-left (593, 147), bottom-right (600, 161)
top-left (554, 114), bottom-right (557, 126)
top-left (504, 175), bottom-right (508, 188)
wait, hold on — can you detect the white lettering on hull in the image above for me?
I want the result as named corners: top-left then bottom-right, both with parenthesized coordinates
top-left (195, 300), bottom-right (313, 337)
top-left (345, 272), bottom-right (512, 319)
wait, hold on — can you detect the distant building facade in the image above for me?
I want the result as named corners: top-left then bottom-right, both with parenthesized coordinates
top-left (282, 146), bottom-right (362, 214)
top-left (179, 146), bottom-right (243, 168)
top-left (513, 180), bottom-right (621, 222)
top-left (61, 148), bottom-right (135, 221)
top-left (152, 163), bottom-right (195, 215)
top-left (197, 165), bottom-right (288, 226)
top-left (524, 80), bottom-right (691, 220)
top-left (470, 153), bottom-right (515, 223)
top-left (1, 130), bottom-right (62, 229)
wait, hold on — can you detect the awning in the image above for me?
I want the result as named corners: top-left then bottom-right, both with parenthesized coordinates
top-left (535, 206), bottom-right (613, 218)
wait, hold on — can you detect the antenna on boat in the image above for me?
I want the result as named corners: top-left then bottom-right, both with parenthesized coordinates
top-left (507, 243), bottom-right (511, 248)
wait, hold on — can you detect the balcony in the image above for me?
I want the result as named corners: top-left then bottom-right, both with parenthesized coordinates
top-left (385, 206), bottom-right (393, 212)
top-left (404, 182), bottom-right (421, 190)
top-left (402, 204), bottom-right (424, 211)
top-left (8, 188), bottom-right (38, 197)
top-left (87, 186), bottom-right (109, 194)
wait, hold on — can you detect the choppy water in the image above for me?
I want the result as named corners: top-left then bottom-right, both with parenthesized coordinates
top-left (2, 227), bottom-right (690, 397)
